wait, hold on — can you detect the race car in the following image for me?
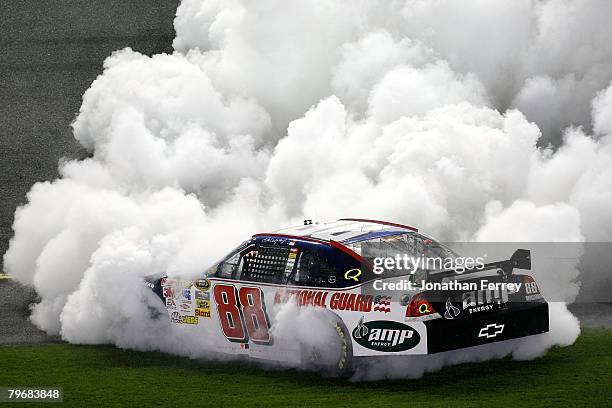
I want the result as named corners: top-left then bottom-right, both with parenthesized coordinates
top-left (147, 218), bottom-right (548, 376)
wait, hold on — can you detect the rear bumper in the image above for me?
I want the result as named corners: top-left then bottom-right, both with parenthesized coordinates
top-left (425, 301), bottom-right (549, 354)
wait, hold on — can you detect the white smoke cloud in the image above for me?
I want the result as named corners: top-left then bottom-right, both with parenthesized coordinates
top-left (4, 0), bottom-right (612, 380)
top-left (398, 0), bottom-right (612, 144)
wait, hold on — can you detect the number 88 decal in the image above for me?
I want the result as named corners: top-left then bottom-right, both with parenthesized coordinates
top-left (213, 284), bottom-right (272, 345)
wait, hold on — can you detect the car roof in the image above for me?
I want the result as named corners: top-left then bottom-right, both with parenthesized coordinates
top-left (254, 218), bottom-right (418, 245)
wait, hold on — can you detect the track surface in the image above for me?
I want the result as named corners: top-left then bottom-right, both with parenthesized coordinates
top-left (0, 0), bottom-right (178, 271)
top-left (0, 279), bottom-right (60, 344)
top-left (0, 0), bottom-right (176, 344)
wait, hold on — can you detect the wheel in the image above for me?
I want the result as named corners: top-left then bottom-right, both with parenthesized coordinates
top-left (300, 314), bottom-right (353, 377)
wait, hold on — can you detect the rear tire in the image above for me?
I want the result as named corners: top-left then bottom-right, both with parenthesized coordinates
top-left (300, 315), bottom-right (353, 377)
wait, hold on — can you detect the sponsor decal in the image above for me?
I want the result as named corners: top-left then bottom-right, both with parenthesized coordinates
top-left (182, 315), bottom-right (198, 325)
top-left (352, 317), bottom-right (420, 352)
top-left (274, 289), bottom-right (328, 307)
top-left (195, 308), bottom-right (211, 318)
top-left (462, 287), bottom-right (510, 315)
top-left (182, 289), bottom-right (192, 301)
top-left (444, 298), bottom-right (460, 319)
top-left (195, 279), bottom-right (211, 291)
top-left (179, 302), bottom-right (191, 312)
top-left (195, 290), bottom-right (210, 300)
top-left (274, 290), bottom-right (373, 312)
top-left (373, 295), bottom-right (391, 313)
top-left (163, 287), bottom-right (175, 299)
top-left (162, 277), bottom-right (180, 287)
top-left (196, 299), bottom-right (211, 309)
top-left (478, 323), bottom-right (504, 339)
top-left (283, 248), bottom-right (298, 280)
top-left (170, 312), bottom-right (183, 324)
top-left (344, 268), bottom-right (362, 282)
top-left (329, 293), bottom-right (373, 312)
top-left (165, 299), bottom-right (177, 310)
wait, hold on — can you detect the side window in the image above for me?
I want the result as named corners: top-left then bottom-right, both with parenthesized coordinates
top-left (235, 245), bottom-right (291, 284)
top-left (290, 250), bottom-right (339, 288)
top-left (207, 242), bottom-right (248, 279)
top-left (218, 249), bottom-right (240, 279)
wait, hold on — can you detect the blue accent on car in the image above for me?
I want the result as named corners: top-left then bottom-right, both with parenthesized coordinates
top-left (341, 229), bottom-right (406, 245)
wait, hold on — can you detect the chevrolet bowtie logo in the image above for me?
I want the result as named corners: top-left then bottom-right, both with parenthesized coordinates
top-left (478, 323), bottom-right (504, 339)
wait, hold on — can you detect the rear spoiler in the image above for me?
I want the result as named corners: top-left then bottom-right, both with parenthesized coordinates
top-left (428, 249), bottom-right (531, 282)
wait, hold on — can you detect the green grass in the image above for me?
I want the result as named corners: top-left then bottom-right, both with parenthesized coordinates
top-left (1, 329), bottom-right (611, 407)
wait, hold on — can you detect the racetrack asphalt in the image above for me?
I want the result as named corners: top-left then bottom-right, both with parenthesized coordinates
top-left (0, 0), bottom-right (178, 272)
top-left (0, 278), bottom-right (61, 345)
top-left (0, 0), bottom-right (179, 344)
top-left (0, 0), bottom-right (176, 344)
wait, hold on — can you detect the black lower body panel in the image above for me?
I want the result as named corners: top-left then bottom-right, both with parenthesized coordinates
top-left (425, 302), bottom-right (549, 354)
